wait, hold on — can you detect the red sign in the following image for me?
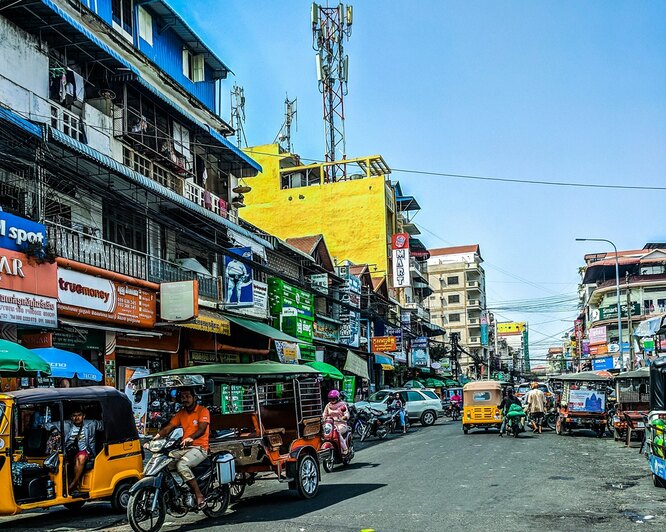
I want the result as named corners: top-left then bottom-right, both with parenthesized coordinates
top-left (0, 249), bottom-right (57, 298)
top-left (371, 336), bottom-right (398, 353)
top-left (391, 233), bottom-right (409, 250)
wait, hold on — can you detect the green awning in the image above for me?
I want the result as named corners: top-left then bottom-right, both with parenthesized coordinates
top-left (0, 340), bottom-right (51, 376)
top-left (306, 361), bottom-right (344, 380)
top-left (223, 313), bottom-right (301, 343)
top-left (425, 378), bottom-right (446, 387)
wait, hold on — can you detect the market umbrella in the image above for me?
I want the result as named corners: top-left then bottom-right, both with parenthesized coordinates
top-left (404, 379), bottom-right (425, 389)
top-left (0, 339), bottom-right (51, 377)
top-left (425, 378), bottom-right (446, 388)
top-left (305, 361), bottom-right (344, 380)
top-left (31, 347), bottom-right (103, 381)
top-left (444, 379), bottom-right (460, 387)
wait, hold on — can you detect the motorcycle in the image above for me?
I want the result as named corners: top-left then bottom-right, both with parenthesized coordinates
top-left (348, 404), bottom-right (371, 439)
top-left (360, 407), bottom-right (397, 441)
top-left (127, 428), bottom-right (233, 532)
top-left (321, 417), bottom-right (354, 473)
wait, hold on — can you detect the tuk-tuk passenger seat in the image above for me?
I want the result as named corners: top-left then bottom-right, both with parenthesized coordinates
top-left (210, 413), bottom-right (260, 438)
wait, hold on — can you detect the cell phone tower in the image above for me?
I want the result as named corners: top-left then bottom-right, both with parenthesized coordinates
top-left (312, 3), bottom-right (353, 182)
top-left (274, 94), bottom-right (298, 153)
top-left (230, 83), bottom-right (247, 148)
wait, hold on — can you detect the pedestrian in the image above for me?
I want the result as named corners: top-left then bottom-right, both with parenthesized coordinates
top-left (525, 382), bottom-right (546, 434)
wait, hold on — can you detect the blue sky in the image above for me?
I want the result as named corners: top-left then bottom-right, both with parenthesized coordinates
top-left (171, 0), bottom-right (666, 361)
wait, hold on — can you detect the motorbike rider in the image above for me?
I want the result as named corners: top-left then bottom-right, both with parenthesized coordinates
top-left (150, 387), bottom-right (210, 508)
top-left (322, 389), bottom-right (350, 454)
top-left (498, 387), bottom-right (521, 437)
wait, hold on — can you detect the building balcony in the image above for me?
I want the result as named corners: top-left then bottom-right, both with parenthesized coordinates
top-left (46, 221), bottom-right (219, 300)
top-left (466, 280), bottom-right (481, 291)
top-left (467, 299), bottom-right (481, 309)
top-left (403, 301), bottom-right (431, 321)
top-left (468, 317), bottom-right (480, 325)
top-left (279, 154), bottom-right (390, 187)
top-left (468, 337), bottom-right (482, 347)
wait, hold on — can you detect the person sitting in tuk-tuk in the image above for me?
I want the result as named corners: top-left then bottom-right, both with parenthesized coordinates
top-left (498, 387), bottom-right (521, 437)
top-left (46, 404), bottom-right (103, 494)
top-left (322, 390), bottom-right (350, 454)
top-left (150, 387), bottom-right (210, 509)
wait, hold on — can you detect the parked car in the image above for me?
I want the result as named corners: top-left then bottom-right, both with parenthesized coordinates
top-left (354, 388), bottom-right (443, 426)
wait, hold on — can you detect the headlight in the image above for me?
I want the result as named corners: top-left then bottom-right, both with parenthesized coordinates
top-left (323, 423), bottom-right (333, 435)
top-left (148, 439), bottom-right (166, 452)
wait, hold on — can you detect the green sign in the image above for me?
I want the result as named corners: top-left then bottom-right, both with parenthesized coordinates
top-left (299, 344), bottom-right (316, 362)
top-left (268, 278), bottom-right (314, 319)
top-left (281, 316), bottom-right (314, 342)
top-left (342, 375), bottom-right (356, 401)
top-left (599, 302), bottom-right (640, 320)
top-left (220, 384), bottom-right (245, 414)
top-left (643, 339), bottom-right (655, 350)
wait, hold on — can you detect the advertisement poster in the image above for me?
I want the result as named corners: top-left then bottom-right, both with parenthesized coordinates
top-left (480, 312), bottom-right (489, 346)
top-left (275, 341), bottom-right (301, 364)
top-left (411, 336), bottom-right (430, 368)
top-left (568, 389), bottom-right (605, 413)
top-left (588, 326), bottom-right (607, 346)
top-left (0, 211), bottom-right (47, 253)
top-left (342, 375), bottom-right (356, 401)
top-left (124, 367), bottom-right (150, 435)
top-left (224, 247), bottom-right (253, 307)
top-left (371, 336), bottom-right (397, 353)
top-left (385, 325), bottom-right (406, 363)
top-left (339, 273), bottom-right (361, 348)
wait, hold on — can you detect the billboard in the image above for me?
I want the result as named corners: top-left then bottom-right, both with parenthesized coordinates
top-left (411, 336), bottom-right (430, 368)
top-left (497, 322), bottom-right (525, 336)
top-left (588, 326), bottom-right (607, 346)
top-left (224, 247), bottom-right (253, 307)
top-left (338, 272), bottom-right (361, 348)
top-left (371, 336), bottom-right (397, 353)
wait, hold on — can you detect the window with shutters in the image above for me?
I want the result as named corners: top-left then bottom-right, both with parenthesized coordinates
top-left (182, 48), bottom-right (205, 82)
top-left (138, 6), bottom-right (153, 45)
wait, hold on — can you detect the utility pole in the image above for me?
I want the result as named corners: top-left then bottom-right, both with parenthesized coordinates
top-left (626, 272), bottom-right (634, 370)
top-left (312, 2), bottom-right (353, 182)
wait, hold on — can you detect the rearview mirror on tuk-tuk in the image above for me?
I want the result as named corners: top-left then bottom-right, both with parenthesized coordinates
top-left (200, 379), bottom-right (215, 396)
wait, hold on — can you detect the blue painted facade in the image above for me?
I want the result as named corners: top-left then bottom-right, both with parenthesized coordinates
top-left (77, 0), bottom-right (218, 115)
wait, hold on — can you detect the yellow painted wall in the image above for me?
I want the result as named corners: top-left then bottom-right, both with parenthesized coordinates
top-left (242, 144), bottom-right (392, 276)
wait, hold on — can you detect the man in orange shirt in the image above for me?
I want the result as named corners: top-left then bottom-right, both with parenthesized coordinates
top-left (152, 388), bottom-right (210, 508)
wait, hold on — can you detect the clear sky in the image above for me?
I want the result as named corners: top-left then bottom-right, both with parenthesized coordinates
top-left (171, 0), bottom-right (666, 361)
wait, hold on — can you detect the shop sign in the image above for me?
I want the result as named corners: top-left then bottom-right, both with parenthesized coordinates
top-left (179, 310), bottom-right (231, 335)
top-left (282, 315), bottom-right (314, 342)
top-left (160, 280), bottom-right (198, 321)
top-left (400, 310), bottom-right (412, 331)
top-left (642, 339), bottom-right (655, 351)
top-left (224, 247), bottom-right (253, 307)
top-left (592, 356), bottom-right (614, 371)
top-left (309, 274), bottom-right (329, 295)
top-left (275, 341), bottom-right (300, 364)
top-left (189, 351), bottom-right (240, 364)
top-left (391, 233), bottom-right (410, 288)
top-left (480, 312), bottom-right (489, 346)
top-left (235, 281), bottom-right (269, 319)
top-left (268, 278), bottom-right (314, 319)
top-left (589, 344), bottom-right (608, 356)
top-left (0, 288), bottom-right (57, 328)
top-left (117, 328), bottom-right (180, 353)
top-left (52, 328), bottom-right (106, 351)
top-left (313, 317), bottom-right (340, 343)
top-left (0, 212), bottom-right (46, 252)
top-left (344, 350), bottom-right (369, 380)
top-left (588, 326), bottom-right (607, 346)
top-left (411, 336), bottom-right (430, 368)
top-left (58, 268), bottom-right (156, 328)
top-left (20, 332), bottom-right (53, 348)
top-left (599, 302), bottom-right (640, 321)
top-left (371, 336), bottom-right (397, 353)
top-left (342, 375), bottom-right (356, 401)
top-left (338, 272), bottom-right (361, 348)
top-left (497, 322), bottom-right (525, 336)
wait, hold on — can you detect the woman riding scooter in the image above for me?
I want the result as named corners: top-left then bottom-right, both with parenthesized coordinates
top-left (323, 390), bottom-right (350, 454)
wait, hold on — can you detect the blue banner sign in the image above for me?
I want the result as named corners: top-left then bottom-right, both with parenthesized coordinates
top-left (0, 212), bottom-right (46, 252)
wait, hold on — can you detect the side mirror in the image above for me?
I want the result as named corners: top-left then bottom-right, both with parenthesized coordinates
top-left (199, 379), bottom-right (215, 396)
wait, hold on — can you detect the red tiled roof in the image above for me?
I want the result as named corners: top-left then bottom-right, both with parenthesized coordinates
top-left (285, 235), bottom-right (322, 255)
top-left (429, 245), bottom-right (480, 256)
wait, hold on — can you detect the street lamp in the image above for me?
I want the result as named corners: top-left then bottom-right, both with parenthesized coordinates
top-left (576, 238), bottom-right (624, 371)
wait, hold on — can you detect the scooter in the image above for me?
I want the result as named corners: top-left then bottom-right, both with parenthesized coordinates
top-left (127, 428), bottom-right (234, 532)
top-left (321, 417), bottom-right (354, 473)
top-left (360, 407), bottom-right (396, 441)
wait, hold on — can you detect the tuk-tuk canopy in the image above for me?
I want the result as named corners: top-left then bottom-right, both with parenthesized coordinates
top-left (559, 371), bottom-right (612, 382)
top-left (616, 367), bottom-right (650, 381)
top-left (135, 362), bottom-right (321, 390)
top-left (463, 380), bottom-right (503, 405)
top-left (650, 356), bottom-right (666, 410)
top-left (3, 386), bottom-right (138, 444)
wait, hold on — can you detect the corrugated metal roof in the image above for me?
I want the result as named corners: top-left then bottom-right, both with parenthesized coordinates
top-left (48, 126), bottom-right (272, 250)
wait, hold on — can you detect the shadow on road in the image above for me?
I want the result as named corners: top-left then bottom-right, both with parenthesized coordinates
top-left (0, 503), bottom-right (122, 530)
top-left (175, 482), bottom-right (386, 530)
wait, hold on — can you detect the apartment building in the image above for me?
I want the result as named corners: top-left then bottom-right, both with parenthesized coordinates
top-left (426, 245), bottom-right (487, 375)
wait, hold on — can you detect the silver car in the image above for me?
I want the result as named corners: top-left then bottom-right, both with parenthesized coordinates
top-left (354, 388), bottom-right (443, 426)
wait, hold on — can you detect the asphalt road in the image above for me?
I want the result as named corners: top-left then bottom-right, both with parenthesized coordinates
top-left (1, 420), bottom-right (665, 532)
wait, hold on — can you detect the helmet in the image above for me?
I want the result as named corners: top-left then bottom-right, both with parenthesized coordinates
top-left (327, 389), bottom-right (340, 401)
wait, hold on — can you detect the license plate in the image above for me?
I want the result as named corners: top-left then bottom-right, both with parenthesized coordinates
top-left (636, 422), bottom-right (645, 428)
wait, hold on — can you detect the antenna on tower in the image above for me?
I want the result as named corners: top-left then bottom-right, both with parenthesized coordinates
top-left (230, 83), bottom-right (247, 147)
top-left (312, 2), bottom-right (353, 182)
top-left (274, 94), bottom-right (298, 153)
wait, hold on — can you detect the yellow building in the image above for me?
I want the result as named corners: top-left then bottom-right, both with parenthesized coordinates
top-left (241, 144), bottom-right (397, 280)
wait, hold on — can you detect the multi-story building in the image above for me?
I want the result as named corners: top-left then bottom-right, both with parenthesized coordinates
top-left (426, 245), bottom-right (487, 375)
top-left (239, 144), bottom-right (440, 378)
top-left (578, 243), bottom-right (666, 370)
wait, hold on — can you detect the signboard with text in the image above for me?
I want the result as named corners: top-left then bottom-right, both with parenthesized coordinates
top-left (411, 336), bottom-right (430, 368)
top-left (0, 212), bottom-right (46, 253)
top-left (371, 336), bottom-right (397, 353)
top-left (391, 233), bottom-right (411, 288)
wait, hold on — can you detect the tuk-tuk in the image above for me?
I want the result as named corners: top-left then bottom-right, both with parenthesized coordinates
top-left (645, 357), bottom-right (666, 488)
top-left (556, 371), bottom-right (610, 437)
top-left (0, 386), bottom-right (142, 516)
top-left (612, 367), bottom-right (650, 442)
top-left (135, 362), bottom-right (326, 500)
top-left (462, 381), bottom-right (503, 434)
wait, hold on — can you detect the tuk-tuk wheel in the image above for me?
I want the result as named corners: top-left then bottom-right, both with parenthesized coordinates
top-left (653, 474), bottom-right (666, 489)
top-left (110, 480), bottom-right (133, 513)
top-left (64, 501), bottom-right (86, 511)
top-left (295, 454), bottom-right (320, 499)
top-left (463, 426), bottom-right (469, 435)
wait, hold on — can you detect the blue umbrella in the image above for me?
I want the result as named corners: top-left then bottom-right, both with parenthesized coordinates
top-left (31, 348), bottom-right (103, 381)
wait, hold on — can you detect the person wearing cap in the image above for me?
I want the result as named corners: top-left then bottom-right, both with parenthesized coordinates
top-left (152, 387), bottom-right (210, 508)
top-left (525, 381), bottom-right (546, 434)
top-left (322, 389), bottom-right (350, 454)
